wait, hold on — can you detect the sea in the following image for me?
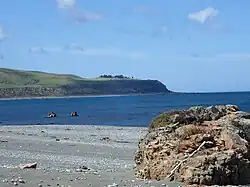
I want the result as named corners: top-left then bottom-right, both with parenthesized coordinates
top-left (1, 92), bottom-right (250, 127)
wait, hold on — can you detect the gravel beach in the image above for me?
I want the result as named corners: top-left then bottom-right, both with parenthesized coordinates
top-left (0, 125), bottom-right (180, 187)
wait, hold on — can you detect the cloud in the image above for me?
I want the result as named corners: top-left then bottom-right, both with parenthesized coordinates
top-left (28, 47), bottom-right (49, 54)
top-left (30, 43), bottom-right (146, 59)
top-left (188, 7), bottom-right (219, 24)
top-left (57, 0), bottom-right (75, 9)
top-left (56, 0), bottom-right (102, 23)
top-left (0, 27), bottom-right (8, 41)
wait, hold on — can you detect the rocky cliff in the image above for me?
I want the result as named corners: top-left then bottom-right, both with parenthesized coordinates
top-left (134, 105), bottom-right (250, 186)
top-left (0, 80), bottom-right (170, 98)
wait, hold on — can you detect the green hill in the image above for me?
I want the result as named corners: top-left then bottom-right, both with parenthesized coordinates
top-left (0, 68), bottom-right (85, 87)
top-left (0, 68), bottom-right (171, 98)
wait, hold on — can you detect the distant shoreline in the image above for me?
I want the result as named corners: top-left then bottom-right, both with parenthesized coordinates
top-left (2, 91), bottom-right (250, 101)
top-left (0, 92), bottom-right (171, 101)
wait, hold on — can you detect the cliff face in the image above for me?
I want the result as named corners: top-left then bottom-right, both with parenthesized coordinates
top-left (0, 80), bottom-right (170, 98)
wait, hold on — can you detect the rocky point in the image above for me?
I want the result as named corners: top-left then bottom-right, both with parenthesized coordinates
top-left (134, 105), bottom-right (250, 186)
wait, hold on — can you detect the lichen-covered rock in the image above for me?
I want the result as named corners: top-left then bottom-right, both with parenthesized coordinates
top-left (134, 105), bottom-right (250, 186)
top-left (150, 105), bottom-right (239, 129)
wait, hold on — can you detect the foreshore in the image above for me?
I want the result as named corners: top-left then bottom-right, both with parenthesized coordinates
top-left (0, 125), bottom-right (178, 187)
top-left (0, 92), bottom-right (169, 101)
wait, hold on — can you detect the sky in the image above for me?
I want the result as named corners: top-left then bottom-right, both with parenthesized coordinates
top-left (0, 0), bottom-right (250, 92)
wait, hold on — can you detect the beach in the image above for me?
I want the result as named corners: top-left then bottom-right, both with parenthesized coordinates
top-left (0, 93), bottom-right (165, 101)
top-left (0, 125), bottom-right (178, 187)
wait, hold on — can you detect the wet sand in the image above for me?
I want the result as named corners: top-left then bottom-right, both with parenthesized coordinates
top-left (0, 125), bottom-right (180, 187)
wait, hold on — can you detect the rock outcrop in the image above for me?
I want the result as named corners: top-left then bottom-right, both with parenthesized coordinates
top-left (134, 105), bottom-right (250, 186)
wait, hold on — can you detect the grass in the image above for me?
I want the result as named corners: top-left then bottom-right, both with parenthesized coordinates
top-left (150, 113), bottom-right (172, 129)
top-left (0, 68), bottom-right (136, 88)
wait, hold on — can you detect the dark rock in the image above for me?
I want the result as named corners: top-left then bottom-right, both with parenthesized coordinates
top-left (79, 165), bottom-right (89, 170)
top-left (100, 137), bottom-right (110, 141)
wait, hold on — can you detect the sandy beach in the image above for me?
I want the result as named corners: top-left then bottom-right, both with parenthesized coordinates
top-left (0, 125), bottom-right (180, 187)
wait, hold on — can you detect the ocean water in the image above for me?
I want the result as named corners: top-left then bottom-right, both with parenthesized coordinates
top-left (1, 92), bottom-right (250, 126)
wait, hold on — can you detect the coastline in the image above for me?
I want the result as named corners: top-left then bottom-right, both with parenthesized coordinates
top-left (0, 92), bottom-right (170, 101)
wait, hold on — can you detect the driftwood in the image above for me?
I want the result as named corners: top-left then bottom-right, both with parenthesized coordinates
top-left (166, 141), bottom-right (208, 179)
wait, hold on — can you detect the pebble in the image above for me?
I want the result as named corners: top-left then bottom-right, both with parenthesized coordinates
top-left (38, 184), bottom-right (43, 187)
top-left (13, 182), bottom-right (18, 186)
top-left (75, 169), bottom-right (83, 172)
top-left (2, 179), bottom-right (8, 183)
top-left (107, 183), bottom-right (118, 187)
top-left (18, 179), bottom-right (25, 183)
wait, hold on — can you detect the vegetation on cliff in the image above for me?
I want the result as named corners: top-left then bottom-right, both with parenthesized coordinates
top-left (0, 68), bottom-right (170, 98)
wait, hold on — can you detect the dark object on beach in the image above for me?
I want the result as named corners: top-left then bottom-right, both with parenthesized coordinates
top-left (75, 165), bottom-right (90, 172)
top-left (100, 137), bottom-right (111, 141)
top-left (48, 112), bottom-right (56, 118)
top-left (71, 111), bottom-right (79, 116)
top-left (19, 162), bottom-right (37, 169)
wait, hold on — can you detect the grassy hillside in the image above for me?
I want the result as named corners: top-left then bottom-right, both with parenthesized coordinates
top-left (0, 68), bottom-right (86, 87)
top-left (0, 68), bottom-right (170, 98)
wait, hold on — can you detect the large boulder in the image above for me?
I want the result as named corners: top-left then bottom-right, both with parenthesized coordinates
top-left (134, 105), bottom-right (250, 186)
